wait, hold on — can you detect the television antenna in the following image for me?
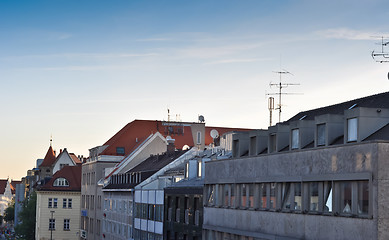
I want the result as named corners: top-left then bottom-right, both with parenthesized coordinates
top-left (371, 36), bottom-right (389, 63)
top-left (266, 70), bottom-right (301, 124)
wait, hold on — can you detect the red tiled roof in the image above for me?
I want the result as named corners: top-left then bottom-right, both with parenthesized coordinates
top-left (10, 180), bottom-right (22, 194)
top-left (100, 120), bottom-right (251, 156)
top-left (39, 165), bottom-right (81, 192)
top-left (69, 153), bottom-right (82, 164)
top-left (0, 180), bottom-right (7, 194)
top-left (40, 146), bottom-right (56, 167)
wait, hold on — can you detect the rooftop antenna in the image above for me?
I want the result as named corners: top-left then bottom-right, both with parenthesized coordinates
top-left (266, 70), bottom-right (301, 123)
top-left (50, 134), bottom-right (53, 147)
top-left (268, 97), bottom-right (275, 126)
top-left (167, 108), bottom-right (171, 122)
top-left (371, 36), bottom-right (389, 63)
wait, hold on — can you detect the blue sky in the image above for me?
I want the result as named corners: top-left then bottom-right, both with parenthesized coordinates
top-left (1, 0), bottom-right (389, 179)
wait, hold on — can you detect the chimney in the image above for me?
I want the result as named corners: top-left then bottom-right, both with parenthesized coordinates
top-left (60, 149), bottom-right (63, 154)
top-left (166, 136), bottom-right (176, 154)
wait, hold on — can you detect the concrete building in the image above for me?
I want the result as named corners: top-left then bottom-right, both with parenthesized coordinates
top-left (81, 119), bottom-right (250, 239)
top-left (35, 165), bottom-right (81, 240)
top-left (204, 91), bottom-right (389, 240)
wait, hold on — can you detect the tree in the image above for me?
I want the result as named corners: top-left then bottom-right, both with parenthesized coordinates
top-left (15, 192), bottom-right (36, 240)
top-left (4, 200), bottom-right (14, 223)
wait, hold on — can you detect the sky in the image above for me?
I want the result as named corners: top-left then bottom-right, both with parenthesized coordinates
top-left (1, 0), bottom-right (389, 180)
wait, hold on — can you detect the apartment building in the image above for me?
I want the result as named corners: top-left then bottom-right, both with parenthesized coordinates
top-left (204, 92), bottom-right (389, 240)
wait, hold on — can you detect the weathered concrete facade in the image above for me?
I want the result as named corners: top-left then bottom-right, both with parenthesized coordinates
top-left (204, 141), bottom-right (389, 240)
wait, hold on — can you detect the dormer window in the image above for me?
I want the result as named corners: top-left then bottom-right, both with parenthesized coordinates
top-left (317, 124), bottom-right (326, 146)
top-left (291, 129), bottom-right (299, 149)
top-left (269, 134), bottom-right (276, 153)
top-left (347, 118), bottom-right (358, 142)
top-left (53, 178), bottom-right (69, 187)
top-left (116, 147), bottom-right (125, 155)
top-left (196, 131), bottom-right (201, 145)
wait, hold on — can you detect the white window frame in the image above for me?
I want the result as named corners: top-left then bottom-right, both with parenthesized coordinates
top-left (347, 118), bottom-right (358, 142)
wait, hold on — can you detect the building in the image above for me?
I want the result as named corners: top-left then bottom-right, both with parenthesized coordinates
top-left (35, 165), bottom-right (82, 240)
top-left (81, 119), bottom-right (250, 239)
top-left (203, 91), bottom-right (389, 240)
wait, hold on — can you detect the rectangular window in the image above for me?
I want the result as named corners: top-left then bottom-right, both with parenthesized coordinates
top-left (347, 118), bottom-right (358, 142)
top-left (53, 198), bottom-right (58, 208)
top-left (63, 199), bottom-right (67, 208)
top-left (241, 184), bottom-right (247, 208)
top-left (224, 185), bottom-right (229, 206)
top-left (324, 181), bottom-right (332, 213)
top-left (49, 219), bottom-right (55, 230)
top-left (358, 181), bottom-right (369, 215)
top-left (269, 134), bottom-right (276, 153)
top-left (64, 219), bottom-right (70, 230)
top-left (68, 199), bottom-right (72, 208)
top-left (340, 181), bottom-right (352, 214)
top-left (248, 184), bottom-right (254, 208)
top-left (309, 182), bottom-right (319, 212)
top-left (294, 183), bottom-right (302, 211)
top-left (185, 162), bottom-right (189, 178)
top-left (207, 185), bottom-right (215, 206)
top-left (148, 204), bottom-right (155, 220)
top-left (260, 183), bottom-right (267, 209)
top-left (291, 129), bottom-right (299, 149)
top-left (317, 124), bottom-right (326, 146)
top-left (48, 198), bottom-right (52, 208)
top-left (281, 183), bottom-right (291, 210)
top-left (197, 131), bottom-right (201, 145)
top-left (197, 161), bottom-right (202, 178)
top-left (116, 147), bottom-right (125, 155)
top-left (270, 183), bottom-right (277, 209)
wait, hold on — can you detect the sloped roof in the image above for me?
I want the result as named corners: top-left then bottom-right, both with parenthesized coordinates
top-left (40, 146), bottom-right (56, 167)
top-left (99, 120), bottom-right (252, 156)
top-left (128, 150), bottom-right (187, 173)
top-left (364, 123), bottom-right (389, 141)
top-left (10, 180), bottom-right (22, 194)
top-left (0, 180), bottom-right (7, 194)
top-left (287, 91), bottom-right (389, 122)
top-left (39, 165), bottom-right (81, 192)
top-left (69, 153), bottom-right (82, 164)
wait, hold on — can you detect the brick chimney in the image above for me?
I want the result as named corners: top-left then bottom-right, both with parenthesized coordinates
top-left (166, 136), bottom-right (176, 153)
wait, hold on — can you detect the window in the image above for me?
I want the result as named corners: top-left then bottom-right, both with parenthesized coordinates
top-left (185, 162), bottom-right (189, 178)
top-left (68, 199), bottom-right (72, 208)
top-left (281, 183), bottom-right (291, 210)
top-left (63, 199), bottom-right (67, 208)
top-left (324, 182), bottom-right (332, 213)
top-left (340, 182), bottom-right (352, 214)
top-left (291, 129), bottom-right (299, 149)
top-left (53, 198), bottom-right (58, 208)
top-left (197, 161), bottom-right (202, 178)
top-left (358, 181), bottom-right (369, 215)
top-left (48, 198), bottom-right (52, 208)
top-left (196, 131), bottom-right (201, 145)
top-left (309, 182), bottom-right (319, 212)
top-left (317, 124), bottom-right (326, 146)
top-left (49, 219), bottom-right (55, 230)
top-left (64, 219), bottom-right (70, 230)
top-left (260, 183), bottom-right (267, 209)
top-left (148, 204), bottom-right (155, 220)
top-left (53, 178), bottom-right (69, 187)
top-left (294, 183), bottom-right (302, 211)
top-left (60, 163), bottom-right (69, 170)
top-left (116, 147), bottom-right (125, 155)
top-left (270, 183), bottom-right (277, 209)
top-left (347, 118), bottom-right (358, 142)
top-left (269, 134), bottom-right (276, 153)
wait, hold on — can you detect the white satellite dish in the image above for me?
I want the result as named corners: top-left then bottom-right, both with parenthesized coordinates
top-left (210, 129), bottom-right (219, 139)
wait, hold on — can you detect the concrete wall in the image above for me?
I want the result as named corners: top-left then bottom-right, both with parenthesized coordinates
top-left (204, 141), bottom-right (389, 240)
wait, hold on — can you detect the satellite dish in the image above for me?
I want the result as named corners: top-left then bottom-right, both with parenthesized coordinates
top-left (210, 129), bottom-right (219, 139)
top-left (198, 115), bottom-right (205, 123)
top-left (387, 72), bottom-right (389, 80)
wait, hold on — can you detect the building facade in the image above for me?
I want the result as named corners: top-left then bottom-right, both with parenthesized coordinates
top-left (35, 165), bottom-right (81, 240)
top-left (203, 92), bottom-right (389, 240)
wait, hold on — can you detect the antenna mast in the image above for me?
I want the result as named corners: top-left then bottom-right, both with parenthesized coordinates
top-left (372, 36), bottom-right (389, 63)
top-left (266, 70), bottom-right (300, 123)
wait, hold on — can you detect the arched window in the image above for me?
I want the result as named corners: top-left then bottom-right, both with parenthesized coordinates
top-left (53, 178), bottom-right (69, 187)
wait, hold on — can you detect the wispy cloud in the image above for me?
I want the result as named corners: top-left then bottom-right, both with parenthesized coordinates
top-left (314, 28), bottom-right (388, 40)
top-left (205, 58), bottom-right (269, 65)
top-left (136, 38), bottom-right (172, 42)
top-left (177, 43), bottom-right (263, 59)
top-left (2, 52), bottom-right (158, 61)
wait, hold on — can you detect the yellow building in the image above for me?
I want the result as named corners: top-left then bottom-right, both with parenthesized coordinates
top-left (36, 165), bottom-right (81, 240)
